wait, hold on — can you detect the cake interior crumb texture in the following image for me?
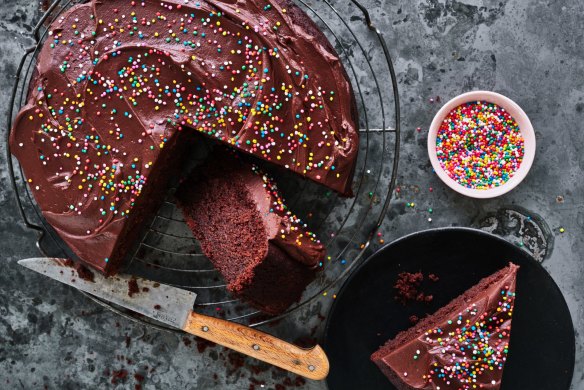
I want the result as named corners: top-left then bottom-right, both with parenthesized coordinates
top-left (176, 152), bottom-right (325, 315)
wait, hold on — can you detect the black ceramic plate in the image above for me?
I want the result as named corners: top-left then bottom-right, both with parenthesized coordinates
top-left (323, 227), bottom-right (575, 390)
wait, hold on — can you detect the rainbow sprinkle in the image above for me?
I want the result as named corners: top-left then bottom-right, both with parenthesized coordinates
top-left (436, 101), bottom-right (524, 189)
top-left (251, 164), bottom-right (321, 248)
top-left (18, 0), bottom-right (351, 251)
top-left (422, 287), bottom-right (515, 388)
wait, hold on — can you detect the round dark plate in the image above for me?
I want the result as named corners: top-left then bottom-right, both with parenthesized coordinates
top-left (323, 227), bottom-right (575, 390)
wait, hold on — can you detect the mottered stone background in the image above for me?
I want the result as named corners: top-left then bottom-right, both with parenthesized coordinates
top-left (0, 0), bottom-right (583, 388)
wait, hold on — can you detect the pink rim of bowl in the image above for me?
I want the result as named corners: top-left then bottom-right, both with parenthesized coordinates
top-left (427, 91), bottom-right (536, 199)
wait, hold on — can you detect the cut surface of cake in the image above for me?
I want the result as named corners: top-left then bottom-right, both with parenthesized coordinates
top-left (10, 0), bottom-right (358, 275)
top-left (175, 151), bottom-right (325, 315)
top-left (371, 263), bottom-right (519, 390)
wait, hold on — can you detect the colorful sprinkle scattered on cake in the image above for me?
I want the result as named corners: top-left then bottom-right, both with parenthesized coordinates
top-left (10, 0), bottom-right (358, 274)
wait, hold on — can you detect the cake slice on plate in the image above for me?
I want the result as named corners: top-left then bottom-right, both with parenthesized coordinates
top-left (371, 263), bottom-right (518, 390)
top-left (175, 151), bottom-right (325, 315)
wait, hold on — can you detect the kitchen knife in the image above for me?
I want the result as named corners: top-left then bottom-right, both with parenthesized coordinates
top-left (18, 257), bottom-right (329, 380)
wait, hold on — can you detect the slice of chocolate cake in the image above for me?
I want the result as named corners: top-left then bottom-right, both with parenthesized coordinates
top-left (175, 152), bottom-right (325, 315)
top-left (371, 263), bottom-right (518, 390)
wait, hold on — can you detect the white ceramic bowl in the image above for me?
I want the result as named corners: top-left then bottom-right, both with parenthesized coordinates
top-left (427, 91), bottom-right (536, 199)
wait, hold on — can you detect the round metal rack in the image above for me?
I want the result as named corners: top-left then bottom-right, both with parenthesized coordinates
top-left (6, 0), bottom-right (400, 330)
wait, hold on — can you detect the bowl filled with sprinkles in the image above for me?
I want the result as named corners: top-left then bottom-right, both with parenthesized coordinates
top-left (428, 91), bottom-right (536, 198)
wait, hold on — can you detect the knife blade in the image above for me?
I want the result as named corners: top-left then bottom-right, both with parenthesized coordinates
top-left (18, 257), bottom-right (196, 329)
top-left (18, 257), bottom-right (330, 380)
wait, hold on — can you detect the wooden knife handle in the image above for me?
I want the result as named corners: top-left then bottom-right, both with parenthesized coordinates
top-left (184, 312), bottom-right (329, 380)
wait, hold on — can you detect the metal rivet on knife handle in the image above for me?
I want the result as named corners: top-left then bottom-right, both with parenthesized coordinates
top-left (189, 311), bottom-right (331, 380)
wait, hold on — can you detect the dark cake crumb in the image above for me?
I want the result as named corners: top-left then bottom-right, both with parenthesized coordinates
top-left (196, 338), bottom-right (217, 353)
top-left (62, 259), bottom-right (75, 268)
top-left (182, 337), bottom-right (192, 347)
top-left (250, 377), bottom-right (264, 385)
top-left (278, 375), bottom-right (305, 388)
top-left (62, 258), bottom-right (95, 282)
top-left (128, 279), bottom-right (140, 297)
top-left (76, 265), bottom-right (95, 282)
top-left (394, 272), bottom-right (424, 304)
top-left (153, 304), bottom-right (161, 310)
top-left (227, 352), bottom-right (245, 369)
top-left (249, 363), bottom-right (269, 375)
top-left (394, 271), bottom-right (439, 305)
top-left (409, 315), bottom-right (420, 324)
top-left (111, 369), bottom-right (128, 384)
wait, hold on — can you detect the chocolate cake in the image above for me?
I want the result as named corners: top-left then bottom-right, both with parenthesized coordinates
top-left (371, 263), bottom-right (518, 390)
top-left (175, 152), bottom-right (325, 314)
top-left (10, 0), bottom-right (358, 275)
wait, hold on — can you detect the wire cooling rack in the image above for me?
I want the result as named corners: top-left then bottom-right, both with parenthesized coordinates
top-left (6, 0), bottom-right (400, 330)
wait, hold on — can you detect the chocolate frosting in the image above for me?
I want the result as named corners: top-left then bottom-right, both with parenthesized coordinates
top-left (380, 264), bottom-right (518, 390)
top-left (245, 161), bottom-right (325, 268)
top-left (10, 0), bottom-right (358, 273)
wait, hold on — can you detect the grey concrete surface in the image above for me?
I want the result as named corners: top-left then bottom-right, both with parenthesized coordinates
top-left (0, 0), bottom-right (583, 389)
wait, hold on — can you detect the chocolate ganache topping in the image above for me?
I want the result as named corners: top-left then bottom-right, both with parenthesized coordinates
top-left (10, 0), bottom-right (358, 274)
top-left (373, 264), bottom-right (518, 390)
